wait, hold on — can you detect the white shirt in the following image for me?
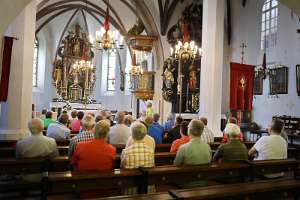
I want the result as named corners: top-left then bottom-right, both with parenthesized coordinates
top-left (47, 122), bottom-right (70, 140)
top-left (254, 134), bottom-right (287, 160)
top-left (201, 126), bottom-right (214, 144)
top-left (109, 124), bottom-right (131, 144)
top-left (16, 133), bottom-right (59, 158)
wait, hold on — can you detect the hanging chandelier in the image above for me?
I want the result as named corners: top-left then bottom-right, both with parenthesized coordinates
top-left (170, 40), bottom-right (202, 61)
top-left (94, 0), bottom-right (124, 51)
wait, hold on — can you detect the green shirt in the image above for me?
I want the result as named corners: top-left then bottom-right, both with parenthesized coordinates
top-left (213, 140), bottom-right (248, 162)
top-left (174, 137), bottom-right (212, 166)
top-left (43, 118), bottom-right (55, 129)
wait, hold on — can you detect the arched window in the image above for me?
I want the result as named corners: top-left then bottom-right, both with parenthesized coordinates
top-left (104, 51), bottom-right (116, 91)
top-left (261, 0), bottom-right (278, 50)
top-left (32, 38), bottom-right (39, 87)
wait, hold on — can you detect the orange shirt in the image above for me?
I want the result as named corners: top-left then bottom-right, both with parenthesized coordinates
top-left (71, 139), bottom-right (116, 171)
top-left (170, 135), bottom-right (190, 153)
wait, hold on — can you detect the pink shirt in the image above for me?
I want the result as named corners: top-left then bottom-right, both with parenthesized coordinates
top-left (71, 119), bottom-right (81, 132)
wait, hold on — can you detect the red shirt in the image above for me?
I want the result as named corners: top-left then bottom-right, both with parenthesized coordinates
top-left (71, 119), bottom-right (81, 132)
top-left (170, 135), bottom-right (190, 153)
top-left (221, 133), bottom-right (244, 143)
top-left (71, 139), bottom-right (116, 171)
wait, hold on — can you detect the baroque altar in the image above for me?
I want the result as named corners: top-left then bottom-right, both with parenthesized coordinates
top-left (52, 24), bottom-right (96, 101)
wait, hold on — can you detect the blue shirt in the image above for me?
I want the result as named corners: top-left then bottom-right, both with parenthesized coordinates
top-left (148, 122), bottom-right (164, 144)
top-left (164, 120), bottom-right (174, 131)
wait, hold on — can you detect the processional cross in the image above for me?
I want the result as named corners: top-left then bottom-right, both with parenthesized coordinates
top-left (240, 42), bottom-right (247, 64)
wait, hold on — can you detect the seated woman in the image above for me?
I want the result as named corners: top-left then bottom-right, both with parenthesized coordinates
top-left (170, 121), bottom-right (189, 153)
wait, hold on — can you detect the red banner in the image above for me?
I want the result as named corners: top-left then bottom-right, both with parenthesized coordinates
top-left (0, 36), bottom-right (14, 102)
top-left (230, 62), bottom-right (255, 111)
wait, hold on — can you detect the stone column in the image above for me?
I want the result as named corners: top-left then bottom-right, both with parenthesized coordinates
top-left (0, 1), bottom-right (36, 140)
top-left (199, 0), bottom-right (225, 136)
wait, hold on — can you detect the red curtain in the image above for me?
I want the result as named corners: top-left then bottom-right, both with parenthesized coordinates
top-left (230, 62), bottom-right (255, 111)
top-left (0, 37), bottom-right (14, 102)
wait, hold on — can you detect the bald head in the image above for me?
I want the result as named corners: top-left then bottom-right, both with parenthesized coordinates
top-left (224, 123), bottom-right (241, 139)
top-left (95, 120), bottom-right (110, 139)
top-left (188, 119), bottom-right (204, 137)
top-left (28, 118), bottom-right (44, 135)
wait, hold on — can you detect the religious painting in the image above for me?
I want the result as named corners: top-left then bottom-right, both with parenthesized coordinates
top-left (253, 70), bottom-right (264, 95)
top-left (269, 67), bottom-right (288, 95)
top-left (296, 65), bottom-right (300, 96)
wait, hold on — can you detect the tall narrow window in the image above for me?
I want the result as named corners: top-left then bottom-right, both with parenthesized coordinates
top-left (32, 38), bottom-right (39, 87)
top-left (261, 0), bottom-right (278, 50)
top-left (106, 51), bottom-right (116, 91)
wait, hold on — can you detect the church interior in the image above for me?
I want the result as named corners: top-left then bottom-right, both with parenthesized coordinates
top-left (0, 0), bottom-right (300, 199)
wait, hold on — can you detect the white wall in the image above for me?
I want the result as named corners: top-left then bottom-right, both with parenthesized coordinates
top-left (229, 0), bottom-right (300, 127)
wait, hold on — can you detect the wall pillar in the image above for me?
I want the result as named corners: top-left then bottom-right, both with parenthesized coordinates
top-left (199, 0), bottom-right (225, 136)
top-left (0, 1), bottom-right (36, 140)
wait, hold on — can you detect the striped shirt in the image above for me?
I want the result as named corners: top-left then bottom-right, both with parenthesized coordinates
top-left (201, 126), bottom-right (214, 144)
top-left (68, 131), bottom-right (94, 157)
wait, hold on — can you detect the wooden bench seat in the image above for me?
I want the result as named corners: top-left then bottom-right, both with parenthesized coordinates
top-left (0, 146), bottom-right (69, 158)
top-left (45, 169), bottom-right (143, 195)
top-left (95, 179), bottom-right (300, 200)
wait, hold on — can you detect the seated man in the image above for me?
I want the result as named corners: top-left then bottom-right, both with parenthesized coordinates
top-left (170, 121), bottom-right (189, 153)
top-left (43, 111), bottom-right (55, 129)
top-left (68, 110), bottom-right (77, 129)
top-left (148, 113), bottom-right (164, 144)
top-left (213, 123), bottom-right (248, 163)
top-left (71, 120), bottom-right (116, 171)
top-left (121, 122), bottom-right (155, 194)
top-left (121, 122), bottom-right (154, 168)
top-left (109, 111), bottom-right (131, 144)
top-left (221, 117), bottom-right (243, 143)
top-left (68, 115), bottom-right (95, 157)
top-left (16, 118), bottom-right (59, 158)
top-left (47, 113), bottom-right (70, 140)
top-left (248, 119), bottom-right (287, 178)
top-left (126, 134), bottom-right (155, 150)
top-left (199, 117), bottom-right (214, 144)
top-left (174, 119), bottom-right (212, 166)
top-left (174, 119), bottom-right (212, 188)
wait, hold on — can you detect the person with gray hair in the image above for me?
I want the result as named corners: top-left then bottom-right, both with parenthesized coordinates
top-left (174, 119), bottom-right (211, 166)
top-left (121, 122), bottom-right (154, 169)
top-left (213, 123), bottom-right (248, 163)
top-left (47, 113), bottom-right (70, 141)
top-left (16, 118), bottom-right (59, 158)
top-left (68, 115), bottom-right (95, 157)
top-left (109, 111), bottom-right (131, 144)
top-left (71, 120), bottom-right (116, 171)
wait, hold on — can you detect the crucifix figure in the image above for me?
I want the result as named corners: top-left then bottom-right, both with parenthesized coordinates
top-left (240, 42), bottom-right (247, 64)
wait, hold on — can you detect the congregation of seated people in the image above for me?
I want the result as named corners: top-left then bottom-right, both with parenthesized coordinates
top-left (13, 109), bottom-right (291, 197)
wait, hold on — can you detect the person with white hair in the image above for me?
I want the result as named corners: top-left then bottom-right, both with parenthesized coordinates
top-left (213, 123), bottom-right (248, 163)
top-left (174, 119), bottom-right (211, 166)
top-left (121, 122), bottom-right (154, 169)
top-left (71, 120), bottom-right (116, 171)
top-left (109, 111), bottom-right (131, 144)
top-left (68, 115), bottom-right (95, 157)
top-left (16, 118), bottom-right (59, 158)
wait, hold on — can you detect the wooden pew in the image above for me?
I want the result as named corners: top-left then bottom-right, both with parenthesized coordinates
top-left (96, 179), bottom-right (300, 200)
top-left (246, 159), bottom-right (300, 180)
top-left (0, 146), bottom-right (69, 158)
top-left (0, 156), bottom-right (70, 194)
top-left (44, 169), bottom-right (143, 197)
top-left (140, 162), bottom-right (250, 189)
top-left (114, 144), bottom-right (171, 154)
